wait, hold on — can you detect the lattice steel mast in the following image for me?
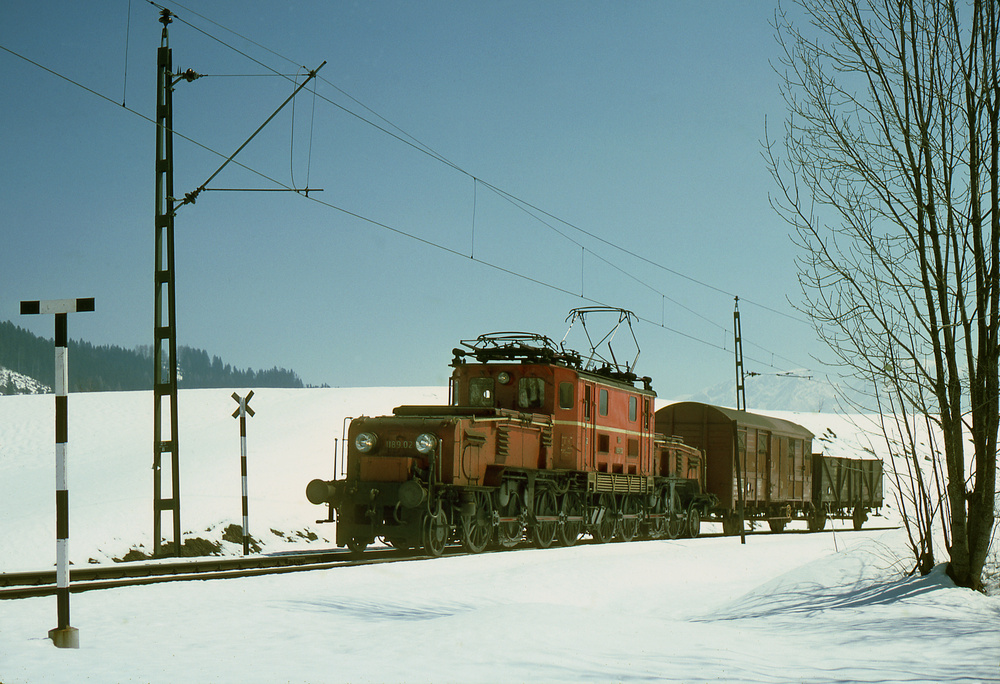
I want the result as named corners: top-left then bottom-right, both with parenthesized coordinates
top-left (153, 8), bottom-right (182, 557)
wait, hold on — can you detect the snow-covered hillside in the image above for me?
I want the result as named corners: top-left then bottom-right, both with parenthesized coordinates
top-left (1, 388), bottom-right (997, 683)
top-left (0, 365), bottom-right (49, 395)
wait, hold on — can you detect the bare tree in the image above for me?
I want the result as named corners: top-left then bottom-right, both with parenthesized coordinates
top-left (767, 0), bottom-right (998, 590)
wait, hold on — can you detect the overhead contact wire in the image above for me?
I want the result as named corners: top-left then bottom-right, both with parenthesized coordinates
top-left (150, 0), bottom-right (808, 330)
top-left (157, 1), bottom-right (806, 334)
top-left (2, 10), bottom-right (809, 376)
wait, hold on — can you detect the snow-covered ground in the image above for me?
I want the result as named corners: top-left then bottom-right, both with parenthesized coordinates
top-left (1, 388), bottom-right (998, 683)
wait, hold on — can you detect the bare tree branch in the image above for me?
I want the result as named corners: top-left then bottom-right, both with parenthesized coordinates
top-left (769, 0), bottom-right (998, 590)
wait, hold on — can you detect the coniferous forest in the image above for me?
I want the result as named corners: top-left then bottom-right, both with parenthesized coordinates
top-left (0, 320), bottom-right (304, 394)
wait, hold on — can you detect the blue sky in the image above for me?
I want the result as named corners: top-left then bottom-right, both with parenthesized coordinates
top-left (1, 1), bottom-right (825, 397)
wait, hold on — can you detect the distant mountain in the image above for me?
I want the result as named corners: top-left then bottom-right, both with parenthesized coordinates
top-left (682, 372), bottom-right (848, 413)
top-left (0, 320), bottom-right (304, 395)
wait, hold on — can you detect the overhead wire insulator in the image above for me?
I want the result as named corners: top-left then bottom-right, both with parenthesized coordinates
top-left (176, 68), bottom-right (202, 83)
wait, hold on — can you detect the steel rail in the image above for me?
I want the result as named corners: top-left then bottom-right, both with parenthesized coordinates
top-left (0, 547), bottom-right (419, 600)
top-left (0, 525), bottom-right (897, 600)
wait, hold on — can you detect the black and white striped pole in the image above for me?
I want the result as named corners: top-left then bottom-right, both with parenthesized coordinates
top-left (20, 297), bottom-right (94, 649)
top-left (231, 391), bottom-right (254, 555)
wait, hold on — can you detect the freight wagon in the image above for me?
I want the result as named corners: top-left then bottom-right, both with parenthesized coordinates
top-left (812, 455), bottom-right (883, 530)
top-left (654, 402), bottom-right (882, 533)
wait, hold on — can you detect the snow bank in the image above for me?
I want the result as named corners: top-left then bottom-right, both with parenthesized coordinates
top-left (1, 388), bottom-right (998, 683)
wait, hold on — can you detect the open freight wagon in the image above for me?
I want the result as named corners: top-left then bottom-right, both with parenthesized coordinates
top-left (812, 455), bottom-right (883, 530)
top-left (654, 402), bottom-right (882, 533)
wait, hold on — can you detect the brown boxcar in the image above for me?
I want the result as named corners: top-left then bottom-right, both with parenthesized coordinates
top-left (655, 401), bottom-right (882, 533)
top-left (655, 401), bottom-right (815, 532)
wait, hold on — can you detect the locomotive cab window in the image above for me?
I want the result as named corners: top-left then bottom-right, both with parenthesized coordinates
top-left (558, 382), bottom-right (574, 410)
top-left (518, 377), bottom-right (545, 409)
top-left (469, 377), bottom-right (495, 407)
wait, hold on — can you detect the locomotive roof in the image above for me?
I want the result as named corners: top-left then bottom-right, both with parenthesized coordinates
top-left (452, 331), bottom-right (654, 392)
top-left (656, 401), bottom-right (814, 440)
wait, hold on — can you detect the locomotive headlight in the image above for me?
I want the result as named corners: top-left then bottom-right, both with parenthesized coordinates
top-left (415, 432), bottom-right (437, 454)
top-left (354, 431), bottom-right (378, 453)
top-left (497, 371), bottom-right (511, 385)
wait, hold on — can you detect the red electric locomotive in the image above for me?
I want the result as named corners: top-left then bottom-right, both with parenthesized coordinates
top-left (306, 308), bottom-right (716, 556)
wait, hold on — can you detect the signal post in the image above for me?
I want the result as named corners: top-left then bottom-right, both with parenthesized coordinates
top-left (20, 296), bottom-right (95, 649)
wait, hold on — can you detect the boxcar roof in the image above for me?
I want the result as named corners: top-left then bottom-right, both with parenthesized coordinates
top-left (656, 401), bottom-right (814, 440)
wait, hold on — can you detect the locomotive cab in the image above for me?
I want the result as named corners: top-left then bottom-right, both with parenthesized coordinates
top-left (451, 364), bottom-right (552, 413)
top-left (449, 334), bottom-right (659, 477)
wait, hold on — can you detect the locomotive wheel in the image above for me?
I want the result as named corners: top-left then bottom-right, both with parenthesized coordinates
top-left (496, 491), bottom-right (524, 548)
top-left (666, 515), bottom-right (684, 539)
top-left (618, 495), bottom-right (641, 542)
top-left (852, 506), bottom-right (868, 531)
top-left (686, 505), bottom-right (701, 539)
top-left (461, 492), bottom-right (493, 554)
top-left (383, 537), bottom-right (412, 554)
top-left (592, 493), bottom-right (617, 544)
top-left (646, 495), bottom-right (667, 540)
top-left (557, 492), bottom-right (584, 547)
top-left (423, 506), bottom-right (449, 558)
top-left (530, 488), bottom-right (559, 549)
top-left (666, 492), bottom-right (685, 540)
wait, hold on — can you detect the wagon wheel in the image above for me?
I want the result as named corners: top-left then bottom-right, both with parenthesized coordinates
top-left (422, 505), bottom-right (449, 558)
top-left (686, 505), bottom-right (701, 539)
top-left (808, 510), bottom-right (827, 532)
top-left (722, 513), bottom-right (743, 536)
top-left (557, 491), bottom-right (584, 547)
top-left (852, 506), bottom-right (868, 531)
top-left (592, 493), bottom-right (617, 544)
top-left (496, 491), bottom-right (524, 548)
top-left (461, 491), bottom-right (493, 554)
top-left (617, 495), bottom-right (641, 542)
top-left (346, 536), bottom-right (368, 557)
top-left (530, 488), bottom-right (559, 549)
top-left (666, 491), bottom-right (685, 540)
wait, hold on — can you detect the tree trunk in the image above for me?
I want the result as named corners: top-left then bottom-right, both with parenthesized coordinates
top-left (769, 0), bottom-right (999, 590)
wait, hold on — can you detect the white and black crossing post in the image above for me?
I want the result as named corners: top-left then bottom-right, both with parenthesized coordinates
top-left (231, 391), bottom-right (255, 555)
top-left (20, 297), bottom-right (95, 649)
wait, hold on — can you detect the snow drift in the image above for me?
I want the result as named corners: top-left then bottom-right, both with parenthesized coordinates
top-left (0, 387), bottom-right (997, 683)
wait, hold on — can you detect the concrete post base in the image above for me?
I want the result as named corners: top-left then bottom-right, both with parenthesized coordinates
top-left (48, 626), bottom-right (79, 649)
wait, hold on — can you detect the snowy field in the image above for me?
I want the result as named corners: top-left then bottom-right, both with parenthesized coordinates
top-left (1, 388), bottom-right (998, 683)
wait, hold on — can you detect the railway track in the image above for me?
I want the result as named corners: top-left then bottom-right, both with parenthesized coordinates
top-left (0, 547), bottom-right (421, 600)
top-left (0, 524), bottom-right (895, 600)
